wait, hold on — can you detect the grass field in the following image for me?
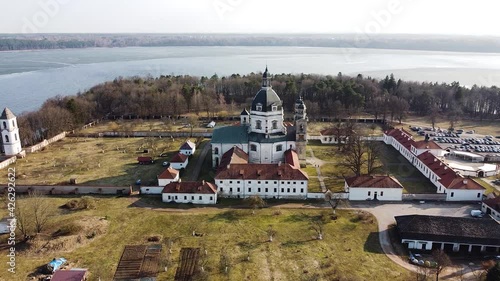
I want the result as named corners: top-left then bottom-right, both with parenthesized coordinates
top-left (0, 137), bottom-right (187, 186)
top-left (0, 197), bottom-right (411, 281)
top-left (307, 141), bottom-right (437, 194)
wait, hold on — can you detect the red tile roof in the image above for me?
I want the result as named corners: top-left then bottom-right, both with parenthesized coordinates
top-left (385, 128), bottom-right (416, 151)
top-left (215, 163), bottom-right (309, 181)
top-left (345, 175), bottom-right (404, 189)
top-left (483, 196), bottom-right (500, 212)
top-left (284, 149), bottom-right (300, 169)
top-left (162, 181), bottom-right (217, 194)
top-left (171, 153), bottom-right (188, 163)
top-left (137, 156), bottom-right (153, 162)
top-left (417, 151), bottom-right (484, 190)
top-left (180, 140), bottom-right (196, 150)
top-left (413, 140), bottom-right (442, 150)
top-left (218, 146), bottom-right (249, 172)
top-left (51, 270), bottom-right (87, 281)
top-left (158, 167), bottom-right (179, 180)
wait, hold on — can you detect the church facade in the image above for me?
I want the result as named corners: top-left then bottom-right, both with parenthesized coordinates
top-left (0, 108), bottom-right (22, 156)
top-left (211, 67), bottom-right (308, 168)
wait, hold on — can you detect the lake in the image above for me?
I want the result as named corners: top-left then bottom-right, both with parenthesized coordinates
top-left (2, 46), bottom-right (500, 113)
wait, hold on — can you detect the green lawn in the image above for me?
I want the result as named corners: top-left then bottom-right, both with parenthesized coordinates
top-left (0, 197), bottom-right (411, 281)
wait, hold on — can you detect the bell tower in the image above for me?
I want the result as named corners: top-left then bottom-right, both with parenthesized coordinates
top-left (294, 97), bottom-right (308, 161)
top-left (1, 108), bottom-right (22, 156)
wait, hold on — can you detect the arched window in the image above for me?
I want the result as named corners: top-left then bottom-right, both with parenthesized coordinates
top-left (256, 120), bottom-right (262, 130)
top-left (14, 134), bottom-right (17, 141)
top-left (214, 147), bottom-right (219, 155)
top-left (256, 103), bottom-right (263, 111)
top-left (250, 144), bottom-right (257, 152)
top-left (272, 120), bottom-right (278, 130)
top-left (5, 135), bottom-right (9, 143)
top-left (2, 122), bottom-right (6, 129)
top-left (12, 120), bottom-right (15, 128)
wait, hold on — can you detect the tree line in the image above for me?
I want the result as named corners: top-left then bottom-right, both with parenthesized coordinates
top-left (16, 72), bottom-right (500, 147)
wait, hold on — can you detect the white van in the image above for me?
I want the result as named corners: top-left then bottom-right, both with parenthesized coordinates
top-left (470, 210), bottom-right (483, 218)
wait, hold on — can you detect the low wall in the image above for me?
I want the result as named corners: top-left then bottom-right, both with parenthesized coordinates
top-left (140, 186), bottom-right (164, 195)
top-left (4, 185), bottom-right (132, 195)
top-left (306, 192), bottom-right (326, 199)
top-left (0, 156), bottom-right (16, 170)
top-left (26, 132), bottom-right (67, 153)
top-left (402, 193), bottom-right (447, 201)
top-left (71, 131), bottom-right (212, 138)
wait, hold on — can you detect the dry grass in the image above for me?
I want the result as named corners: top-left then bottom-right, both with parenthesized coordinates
top-left (1, 137), bottom-right (185, 186)
top-left (0, 197), bottom-right (411, 281)
top-left (400, 116), bottom-right (500, 137)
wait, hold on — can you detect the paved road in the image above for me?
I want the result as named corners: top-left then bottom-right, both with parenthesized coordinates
top-left (187, 142), bottom-right (211, 181)
top-left (352, 202), bottom-right (483, 278)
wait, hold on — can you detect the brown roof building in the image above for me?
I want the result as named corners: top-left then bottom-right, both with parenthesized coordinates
top-left (345, 175), bottom-right (404, 189)
top-left (162, 181), bottom-right (217, 194)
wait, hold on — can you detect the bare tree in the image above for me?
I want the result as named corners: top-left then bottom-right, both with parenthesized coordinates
top-left (244, 195), bottom-right (266, 215)
top-left (324, 190), bottom-right (344, 215)
top-left (15, 191), bottom-right (55, 237)
top-left (365, 141), bottom-right (381, 175)
top-left (432, 249), bottom-right (452, 281)
top-left (266, 225), bottom-right (277, 242)
top-left (416, 265), bottom-right (432, 281)
top-left (309, 212), bottom-right (330, 240)
top-left (341, 134), bottom-right (366, 176)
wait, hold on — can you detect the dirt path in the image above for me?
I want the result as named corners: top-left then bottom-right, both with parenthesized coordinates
top-left (306, 148), bottom-right (326, 192)
top-left (187, 142), bottom-right (211, 181)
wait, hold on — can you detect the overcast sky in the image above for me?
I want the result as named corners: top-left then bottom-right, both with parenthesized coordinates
top-left (0, 0), bottom-right (499, 36)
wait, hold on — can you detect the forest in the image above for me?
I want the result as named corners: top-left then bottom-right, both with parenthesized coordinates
top-left (16, 71), bottom-right (500, 147)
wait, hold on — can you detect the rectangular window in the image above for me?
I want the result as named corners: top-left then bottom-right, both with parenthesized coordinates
top-left (293, 182), bottom-right (296, 185)
top-left (293, 188), bottom-right (296, 193)
top-left (237, 188), bottom-right (240, 192)
top-left (168, 196), bottom-right (171, 200)
top-left (237, 181), bottom-right (240, 184)
top-left (229, 181), bottom-right (233, 184)
top-left (220, 181), bottom-right (223, 184)
top-left (281, 188), bottom-right (284, 192)
top-left (265, 188), bottom-right (268, 192)
top-left (368, 191), bottom-right (371, 196)
top-left (265, 181), bottom-right (268, 184)
top-left (477, 193), bottom-right (481, 198)
top-left (287, 188), bottom-right (290, 193)
top-left (381, 192), bottom-right (384, 196)
top-left (451, 192), bottom-right (454, 197)
top-left (274, 188), bottom-right (277, 193)
top-left (258, 188), bottom-right (261, 192)
top-left (300, 188), bottom-right (304, 193)
top-left (230, 188), bottom-right (233, 192)
top-left (220, 188), bottom-right (224, 192)
top-left (199, 196), bottom-right (202, 200)
top-left (276, 145), bottom-right (283, 152)
top-left (301, 182), bottom-right (304, 185)
top-left (274, 181), bottom-right (277, 184)
top-left (175, 196), bottom-right (178, 200)
top-left (249, 188), bottom-right (252, 192)
top-left (191, 196), bottom-right (194, 200)
top-left (287, 182), bottom-right (290, 184)
top-left (210, 196), bottom-right (213, 200)
top-left (258, 181), bottom-right (261, 184)
top-left (184, 196), bottom-right (187, 200)
top-left (248, 181), bottom-right (251, 184)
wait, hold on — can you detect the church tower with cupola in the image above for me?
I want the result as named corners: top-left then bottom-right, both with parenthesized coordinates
top-left (294, 97), bottom-right (308, 161)
top-left (1, 108), bottom-right (22, 156)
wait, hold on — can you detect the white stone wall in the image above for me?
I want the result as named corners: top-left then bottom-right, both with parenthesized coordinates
top-left (249, 110), bottom-right (285, 135)
top-left (171, 159), bottom-right (188, 170)
top-left (162, 193), bottom-right (217, 204)
top-left (211, 143), bottom-right (249, 168)
top-left (248, 141), bottom-right (294, 164)
top-left (216, 179), bottom-right (308, 199)
top-left (347, 187), bottom-right (402, 201)
top-left (445, 188), bottom-right (483, 201)
top-left (482, 203), bottom-right (500, 221)
top-left (141, 186), bottom-right (164, 195)
top-left (1, 116), bottom-right (22, 156)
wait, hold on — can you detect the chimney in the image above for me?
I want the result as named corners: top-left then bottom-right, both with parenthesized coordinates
top-left (278, 161), bottom-right (282, 166)
top-left (463, 179), bottom-right (468, 184)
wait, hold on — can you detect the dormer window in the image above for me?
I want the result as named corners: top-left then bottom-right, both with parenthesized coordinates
top-left (256, 103), bottom-right (263, 111)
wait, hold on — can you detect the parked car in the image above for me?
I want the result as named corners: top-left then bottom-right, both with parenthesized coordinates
top-left (137, 156), bottom-right (154, 165)
top-left (470, 210), bottom-right (484, 218)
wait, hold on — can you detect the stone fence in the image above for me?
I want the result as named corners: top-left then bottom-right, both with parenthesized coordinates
top-left (0, 156), bottom-right (16, 170)
top-left (25, 132), bottom-right (67, 153)
top-left (3, 185), bottom-right (132, 195)
top-left (70, 131), bottom-right (212, 138)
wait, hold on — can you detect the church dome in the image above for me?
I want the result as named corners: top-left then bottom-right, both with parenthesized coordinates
top-left (251, 88), bottom-right (283, 112)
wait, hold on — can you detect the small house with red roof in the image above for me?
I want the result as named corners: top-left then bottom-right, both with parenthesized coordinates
top-left (140, 167), bottom-right (180, 195)
top-left (162, 181), bottom-right (217, 204)
top-left (179, 140), bottom-right (196, 156)
top-left (481, 195), bottom-right (500, 221)
top-left (170, 153), bottom-right (189, 170)
top-left (410, 140), bottom-right (446, 157)
top-left (345, 175), bottom-right (403, 201)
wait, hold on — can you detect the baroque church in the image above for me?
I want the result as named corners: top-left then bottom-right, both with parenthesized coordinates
top-left (211, 67), bottom-right (308, 168)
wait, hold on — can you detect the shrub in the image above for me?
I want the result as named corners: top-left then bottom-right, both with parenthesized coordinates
top-left (54, 222), bottom-right (82, 237)
top-left (61, 196), bottom-right (96, 210)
